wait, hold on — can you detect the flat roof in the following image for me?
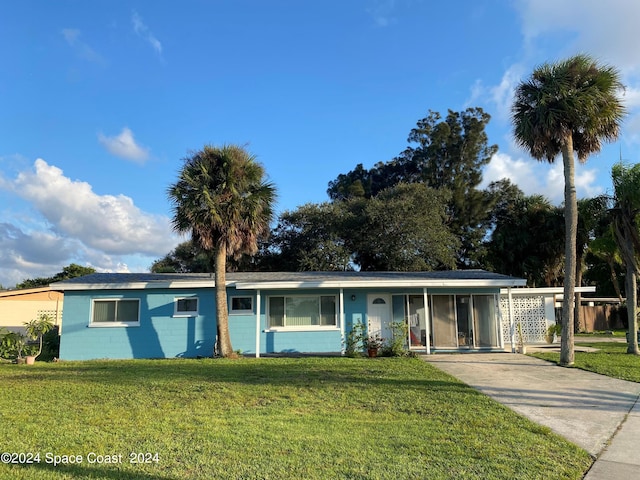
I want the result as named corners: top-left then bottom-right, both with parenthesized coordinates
top-left (52, 270), bottom-right (526, 291)
top-left (0, 286), bottom-right (59, 297)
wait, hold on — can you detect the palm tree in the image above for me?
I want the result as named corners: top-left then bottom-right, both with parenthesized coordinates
top-left (512, 54), bottom-right (625, 366)
top-left (168, 145), bottom-right (276, 357)
top-left (610, 162), bottom-right (640, 355)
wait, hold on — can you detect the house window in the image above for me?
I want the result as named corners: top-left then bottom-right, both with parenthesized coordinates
top-left (175, 297), bottom-right (199, 316)
top-left (230, 296), bottom-right (253, 314)
top-left (91, 299), bottom-right (140, 326)
top-left (268, 295), bottom-right (337, 328)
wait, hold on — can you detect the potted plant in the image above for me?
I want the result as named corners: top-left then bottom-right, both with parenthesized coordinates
top-left (23, 314), bottom-right (54, 364)
top-left (516, 321), bottom-right (526, 354)
top-left (363, 333), bottom-right (384, 357)
top-left (545, 324), bottom-right (562, 344)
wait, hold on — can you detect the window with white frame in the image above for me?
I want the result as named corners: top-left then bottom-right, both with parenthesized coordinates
top-left (91, 299), bottom-right (140, 326)
top-left (174, 297), bottom-right (199, 316)
top-left (268, 295), bottom-right (337, 328)
top-left (230, 296), bottom-right (253, 314)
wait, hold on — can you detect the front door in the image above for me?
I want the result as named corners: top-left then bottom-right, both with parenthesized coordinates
top-left (367, 294), bottom-right (392, 341)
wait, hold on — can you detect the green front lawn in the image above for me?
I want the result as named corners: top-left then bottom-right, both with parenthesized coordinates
top-left (532, 341), bottom-right (640, 383)
top-left (575, 330), bottom-right (627, 338)
top-left (0, 357), bottom-right (591, 480)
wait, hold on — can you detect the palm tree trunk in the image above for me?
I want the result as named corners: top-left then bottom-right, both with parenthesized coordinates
top-left (607, 259), bottom-right (624, 303)
top-left (626, 264), bottom-right (639, 354)
top-left (214, 242), bottom-right (235, 358)
top-left (560, 137), bottom-right (576, 366)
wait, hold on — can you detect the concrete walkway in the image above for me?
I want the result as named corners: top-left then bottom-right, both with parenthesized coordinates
top-left (423, 353), bottom-right (640, 479)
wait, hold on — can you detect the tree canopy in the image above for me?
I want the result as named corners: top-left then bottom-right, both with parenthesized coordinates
top-left (345, 183), bottom-right (458, 271)
top-left (485, 189), bottom-right (564, 287)
top-left (15, 264), bottom-right (96, 289)
top-left (150, 241), bottom-right (212, 273)
top-left (327, 108), bottom-right (498, 267)
top-left (264, 202), bottom-right (353, 272)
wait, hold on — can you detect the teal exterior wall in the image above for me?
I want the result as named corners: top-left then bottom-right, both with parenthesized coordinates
top-left (60, 288), bottom-right (217, 360)
top-left (59, 285), bottom-right (503, 360)
top-left (235, 288), bottom-right (345, 355)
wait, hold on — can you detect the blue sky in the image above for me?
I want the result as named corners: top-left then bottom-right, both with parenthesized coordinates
top-left (2, 0), bottom-right (640, 288)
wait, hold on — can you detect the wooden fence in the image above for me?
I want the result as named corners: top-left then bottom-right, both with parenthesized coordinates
top-left (577, 305), bottom-right (625, 332)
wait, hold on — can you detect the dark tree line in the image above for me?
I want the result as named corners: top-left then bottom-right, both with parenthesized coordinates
top-left (15, 264), bottom-right (96, 289)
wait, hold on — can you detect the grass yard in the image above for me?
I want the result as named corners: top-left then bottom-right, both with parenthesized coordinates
top-left (532, 341), bottom-right (640, 383)
top-left (0, 357), bottom-right (591, 480)
top-left (575, 330), bottom-right (627, 338)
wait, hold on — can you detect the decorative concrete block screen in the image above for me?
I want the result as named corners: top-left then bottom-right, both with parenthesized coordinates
top-left (500, 295), bottom-right (547, 344)
top-left (37, 309), bottom-right (63, 328)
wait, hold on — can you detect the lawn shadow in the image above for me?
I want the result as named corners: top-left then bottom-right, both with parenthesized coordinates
top-left (3, 356), bottom-right (475, 394)
top-left (10, 462), bottom-right (177, 480)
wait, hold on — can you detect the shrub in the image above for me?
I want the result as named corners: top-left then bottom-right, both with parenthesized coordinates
top-left (380, 321), bottom-right (410, 357)
top-left (344, 323), bottom-right (365, 357)
top-left (39, 327), bottom-right (60, 361)
top-left (0, 330), bottom-right (27, 360)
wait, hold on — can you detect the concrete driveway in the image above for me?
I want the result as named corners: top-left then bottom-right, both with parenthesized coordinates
top-left (423, 353), bottom-right (640, 478)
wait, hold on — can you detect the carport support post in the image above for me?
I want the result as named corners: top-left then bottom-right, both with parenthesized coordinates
top-left (339, 289), bottom-right (345, 355)
top-left (255, 290), bottom-right (261, 358)
top-left (508, 287), bottom-right (516, 353)
top-left (423, 288), bottom-right (430, 355)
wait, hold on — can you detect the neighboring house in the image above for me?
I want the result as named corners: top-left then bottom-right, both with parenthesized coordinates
top-left (0, 287), bottom-right (64, 334)
top-left (53, 271), bottom-right (528, 360)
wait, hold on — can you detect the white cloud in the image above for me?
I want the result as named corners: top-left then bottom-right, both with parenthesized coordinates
top-left (61, 28), bottom-right (106, 66)
top-left (468, 64), bottom-right (527, 121)
top-left (98, 127), bottom-right (149, 163)
top-left (620, 86), bottom-right (640, 110)
top-left (10, 159), bottom-right (175, 255)
top-left (624, 113), bottom-right (640, 145)
top-left (481, 153), bottom-right (603, 204)
top-left (472, 0), bottom-right (640, 203)
top-left (490, 64), bottom-right (526, 121)
top-left (511, 1), bottom-right (640, 145)
top-left (516, 0), bottom-right (640, 76)
top-left (477, 2), bottom-right (640, 128)
top-left (0, 159), bottom-right (179, 287)
top-left (132, 11), bottom-right (163, 56)
top-left (0, 222), bottom-right (86, 287)
top-left (366, 0), bottom-right (397, 27)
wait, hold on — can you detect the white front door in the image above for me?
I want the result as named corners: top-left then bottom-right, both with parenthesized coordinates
top-left (367, 294), bottom-right (392, 341)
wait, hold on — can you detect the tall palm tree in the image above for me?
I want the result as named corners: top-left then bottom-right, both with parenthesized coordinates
top-left (611, 162), bottom-right (640, 355)
top-left (168, 145), bottom-right (276, 357)
top-left (512, 54), bottom-right (625, 366)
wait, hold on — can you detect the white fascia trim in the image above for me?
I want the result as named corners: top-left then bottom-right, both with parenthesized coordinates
top-left (499, 286), bottom-right (596, 295)
top-left (88, 322), bottom-right (140, 328)
top-left (55, 278), bottom-right (528, 291)
top-left (265, 326), bottom-right (341, 333)
top-left (234, 279), bottom-right (527, 290)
